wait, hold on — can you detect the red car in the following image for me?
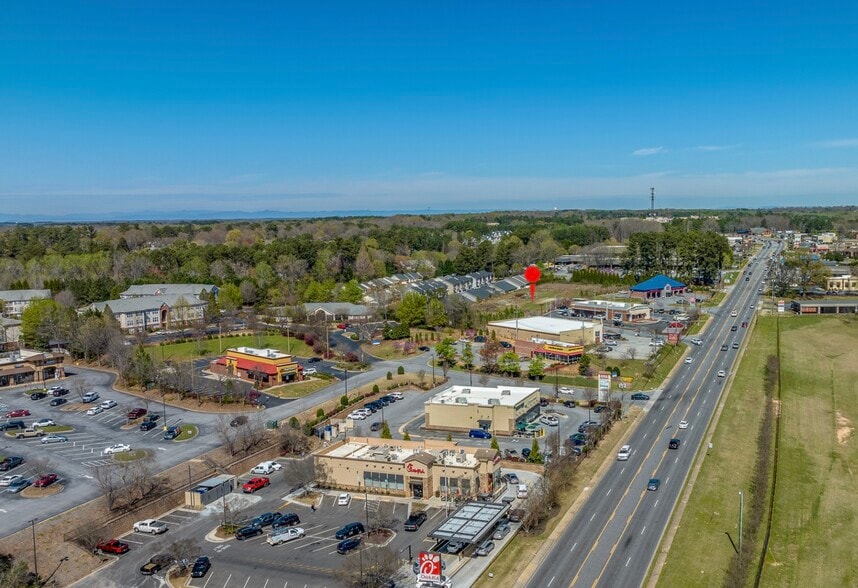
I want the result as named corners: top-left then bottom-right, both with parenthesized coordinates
top-left (127, 408), bottom-right (147, 419)
top-left (96, 539), bottom-right (130, 555)
top-left (242, 476), bottom-right (270, 493)
top-left (5, 409), bottom-right (30, 418)
top-left (33, 473), bottom-right (58, 488)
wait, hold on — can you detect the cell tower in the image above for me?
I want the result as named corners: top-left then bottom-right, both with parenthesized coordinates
top-left (649, 187), bottom-right (656, 217)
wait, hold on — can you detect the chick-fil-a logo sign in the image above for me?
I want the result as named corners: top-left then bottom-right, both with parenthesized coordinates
top-left (406, 463), bottom-right (426, 474)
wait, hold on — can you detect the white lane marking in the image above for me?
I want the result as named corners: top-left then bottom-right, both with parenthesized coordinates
top-left (202, 572), bottom-right (213, 588)
top-left (666, 477), bottom-right (670, 485)
top-left (643, 433), bottom-right (647, 440)
top-left (547, 576), bottom-right (556, 587)
top-left (222, 574), bottom-right (232, 588)
top-left (626, 557), bottom-right (632, 567)
top-left (243, 577), bottom-right (250, 588)
top-left (590, 513), bottom-right (596, 522)
top-left (675, 457), bottom-right (679, 464)
top-left (641, 525), bottom-right (646, 535)
top-left (570, 541), bottom-right (577, 552)
top-left (606, 488), bottom-right (612, 497)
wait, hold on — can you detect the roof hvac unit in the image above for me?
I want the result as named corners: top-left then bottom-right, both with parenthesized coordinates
top-left (461, 388), bottom-right (471, 394)
top-left (455, 397), bottom-right (468, 404)
top-left (488, 399), bottom-right (500, 406)
top-left (501, 390), bottom-right (511, 396)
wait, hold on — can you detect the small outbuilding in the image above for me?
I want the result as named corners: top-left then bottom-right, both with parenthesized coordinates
top-left (630, 274), bottom-right (687, 300)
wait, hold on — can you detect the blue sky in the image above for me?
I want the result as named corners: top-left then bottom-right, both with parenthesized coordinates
top-left (2, 1), bottom-right (858, 218)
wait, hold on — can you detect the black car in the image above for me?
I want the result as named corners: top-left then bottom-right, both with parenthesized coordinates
top-left (30, 392), bottom-right (47, 400)
top-left (376, 397), bottom-right (392, 406)
top-left (669, 438), bottom-right (681, 449)
top-left (51, 388), bottom-right (69, 397)
top-left (49, 398), bottom-right (67, 407)
top-left (731, 325), bottom-right (738, 332)
top-left (163, 425), bottom-right (182, 440)
top-left (593, 405), bottom-right (608, 413)
top-left (404, 511), bottom-right (427, 531)
top-left (140, 420), bottom-right (157, 431)
top-left (418, 346), bottom-right (431, 352)
top-left (229, 415), bottom-right (248, 427)
top-left (563, 400), bottom-right (576, 408)
top-left (335, 522), bottom-right (365, 539)
top-left (272, 512), bottom-right (300, 528)
top-left (337, 538), bottom-right (361, 554)
top-left (251, 512), bottom-right (278, 527)
top-left (370, 421), bottom-right (382, 432)
top-left (0, 456), bottom-right (24, 471)
top-left (140, 554), bottom-right (174, 575)
top-left (474, 335), bottom-right (486, 343)
top-left (0, 421), bottom-right (25, 431)
top-left (630, 393), bottom-right (650, 401)
top-left (235, 526), bottom-right (263, 540)
top-left (308, 357), bottom-right (323, 363)
top-left (190, 556), bottom-right (211, 578)
top-left (539, 398), bottom-right (549, 407)
top-left (143, 414), bottom-right (160, 423)
top-left (521, 448), bottom-right (531, 459)
top-left (499, 341), bottom-right (513, 348)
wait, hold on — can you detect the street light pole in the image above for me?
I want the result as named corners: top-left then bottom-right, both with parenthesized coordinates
top-left (431, 354), bottom-right (436, 387)
top-left (28, 518), bottom-right (38, 580)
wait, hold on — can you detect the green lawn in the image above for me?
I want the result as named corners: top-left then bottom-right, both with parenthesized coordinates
top-left (39, 425), bottom-right (74, 433)
top-left (174, 424), bottom-right (198, 441)
top-left (149, 334), bottom-right (313, 362)
top-left (265, 378), bottom-right (333, 399)
top-left (113, 449), bottom-right (148, 462)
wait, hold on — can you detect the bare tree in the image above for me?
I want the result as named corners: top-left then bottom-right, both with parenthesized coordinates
top-left (342, 546), bottom-right (405, 588)
top-left (281, 456), bottom-right (316, 495)
top-left (215, 416), bottom-right (240, 456)
top-left (92, 464), bottom-right (121, 510)
top-left (72, 377), bottom-right (88, 403)
top-left (625, 347), bottom-right (637, 361)
top-left (28, 456), bottom-right (52, 479)
top-left (166, 537), bottom-right (201, 567)
top-left (278, 427), bottom-right (312, 455)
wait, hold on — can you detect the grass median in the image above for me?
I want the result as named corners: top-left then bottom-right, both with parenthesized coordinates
top-left (149, 334), bottom-right (313, 362)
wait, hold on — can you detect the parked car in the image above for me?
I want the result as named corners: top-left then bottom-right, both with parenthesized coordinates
top-left (272, 512), bottom-right (301, 528)
top-left (504, 472), bottom-right (520, 484)
top-left (100, 400), bottom-right (117, 409)
top-left (370, 421), bottom-right (383, 432)
top-left (0, 422), bottom-right (24, 433)
top-left (235, 526), bottom-right (264, 540)
top-left (267, 527), bottom-right (306, 545)
top-left (251, 512), bottom-right (279, 527)
top-left (335, 522), bottom-right (365, 540)
top-left (7, 477), bottom-right (30, 493)
top-left (81, 391), bottom-right (99, 403)
top-left (49, 387), bottom-right (69, 397)
top-left (5, 409), bottom-right (30, 418)
top-left (303, 367), bottom-right (318, 376)
top-left (559, 386), bottom-right (574, 395)
top-left (251, 461), bottom-right (282, 475)
top-left (630, 393), bottom-right (650, 401)
top-left (33, 473), bottom-right (58, 488)
top-left (139, 554), bottom-right (173, 575)
top-left (390, 392), bottom-right (404, 400)
top-left (0, 456), bottom-right (24, 471)
top-left (499, 341), bottom-right (512, 348)
top-left (445, 540), bottom-right (466, 554)
top-left (163, 425), bottom-right (182, 440)
top-left (49, 398), bottom-right (67, 407)
top-left (96, 539), bottom-right (130, 555)
top-left (29, 392), bottom-right (47, 400)
top-left (86, 406), bottom-right (103, 416)
top-left (404, 511), bottom-right (427, 531)
top-left (143, 414), bottom-right (160, 423)
top-left (348, 411), bottom-right (366, 421)
top-left (133, 519), bottom-right (168, 534)
top-left (418, 346), bottom-right (431, 352)
top-left (593, 405), bottom-right (608, 413)
top-left (102, 443), bottom-right (132, 455)
top-left (41, 434), bottom-right (68, 444)
top-left (15, 428), bottom-right (45, 439)
top-left (127, 408), bottom-right (147, 420)
top-left (139, 420), bottom-right (157, 431)
top-left (242, 477), bottom-right (270, 493)
top-left (468, 429), bottom-right (492, 439)
top-left (337, 538), bottom-right (361, 554)
top-left (337, 493), bottom-right (351, 506)
top-left (539, 415), bottom-right (559, 426)
top-left (476, 540), bottom-right (496, 556)
top-left (307, 357), bottom-right (322, 363)
top-left (190, 556), bottom-right (211, 578)
top-left (0, 474), bottom-right (24, 487)
top-left (521, 448), bottom-right (531, 459)
top-left (647, 478), bottom-right (661, 491)
top-left (32, 418), bottom-right (55, 428)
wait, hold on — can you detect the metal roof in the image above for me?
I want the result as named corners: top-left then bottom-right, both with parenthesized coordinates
top-left (428, 501), bottom-right (508, 544)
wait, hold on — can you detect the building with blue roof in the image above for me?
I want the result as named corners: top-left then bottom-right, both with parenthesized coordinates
top-left (630, 274), bottom-right (687, 300)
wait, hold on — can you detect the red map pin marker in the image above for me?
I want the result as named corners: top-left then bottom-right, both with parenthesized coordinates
top-left (524, 264), bottom-right (541, 303)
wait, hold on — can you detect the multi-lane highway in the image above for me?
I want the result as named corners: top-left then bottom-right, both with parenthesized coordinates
top-left (525, 241), bottom-right (782, 588)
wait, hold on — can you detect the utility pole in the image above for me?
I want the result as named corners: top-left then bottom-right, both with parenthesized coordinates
top-left (28, 518), bottom-right (38, 580)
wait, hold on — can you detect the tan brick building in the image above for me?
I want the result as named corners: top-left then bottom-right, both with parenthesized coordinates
top-left (315, 437), bottom-right (502, 500)
top-left (424, 385), bottom-right (541, 436)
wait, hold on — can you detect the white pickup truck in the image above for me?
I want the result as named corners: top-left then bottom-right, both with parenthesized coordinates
top-left (133, 519), bottom-right (168, 534)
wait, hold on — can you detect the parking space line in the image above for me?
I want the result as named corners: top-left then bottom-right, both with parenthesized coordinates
top-left (242, 577), bottom-right (250, 588)
top-left (222, 573), bottom-right (232, 588)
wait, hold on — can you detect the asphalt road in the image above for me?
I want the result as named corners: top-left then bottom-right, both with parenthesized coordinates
top-left (524, 241), bottom-right (781, 588)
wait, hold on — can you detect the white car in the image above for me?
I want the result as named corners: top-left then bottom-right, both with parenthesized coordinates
top-left (32, 418), bottom-right (56, 428)
top-left (347, 411), bottom-right (366, 421)
top-left (133, 519), bottom-right (168, 534)
top-left (86, 406), bottom-right (103, 416)
top-left (0, 474), bottom-right (24, 487)
top-left (558, 386), bottom-right (574, 395)
top-left (337, 493), bottom-right (351, 506)
top-left (684, 357), bottom-right (693, 364)
top-left (731, 310), bottom-right (738, 317)
top-left (717, 370), bottom-right (726, 378)
top-left (303, 367), bottom-right (318, 376)
top-left (390, 392), bottom-right (404, 400)
top-left (356, 408), bottom-right (372, 417)
top-left (102, 443), bottom-right (131, 455)
top-left (251, 461), bottom-right (282, 475)
top-left (750, 304), bottom-right (755, 309)
top-left (617, 445), bottom-right (631, 461)
top-left (679, 420), bottom-right (689, 429)
top-left (539, 415), bottom-right (559, 427)
top-left (100, 400), bottom-right (117, 409)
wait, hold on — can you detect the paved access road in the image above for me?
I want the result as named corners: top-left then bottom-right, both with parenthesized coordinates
top-left (524, 241), bottom-right (781, 588)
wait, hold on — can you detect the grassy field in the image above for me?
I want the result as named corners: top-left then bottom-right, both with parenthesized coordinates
top-left (658, 315), bottom-right (858, 587)
top-left (265, 378), bottom-right (333, 399)
top-left (148, 334), bottom-right (313, 362)
top-left (657, 317), bottom-right (777, 587)
top-left (761, 315), bottom-right (858, 586)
